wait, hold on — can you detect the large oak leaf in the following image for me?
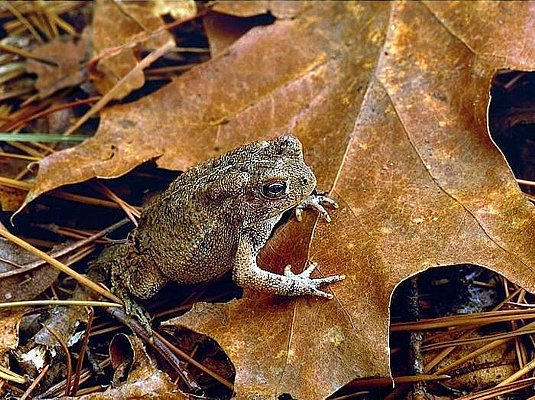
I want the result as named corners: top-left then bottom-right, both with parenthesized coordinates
top-left (175, 2), bottom-right (535, 399)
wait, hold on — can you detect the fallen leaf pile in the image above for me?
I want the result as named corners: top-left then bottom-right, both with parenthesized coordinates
top-left (1, 1), bottom-right (534, 399)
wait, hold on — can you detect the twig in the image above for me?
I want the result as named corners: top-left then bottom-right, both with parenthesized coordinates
top-left (0, 365), bottom-right (26, 384)
top-left (93, 181), bottom-right (140, 225)
top-left (2, 96), bottom-right (99, 132)
top-left (0, 151), bottom-right (40, 161)
top-left (20, 364), bottom-right (50, 400)
top-left (45, 326), bottom-right (73, 396)
top-left (70, 307), bottom-right (94, 396)
top-left (0, 218), bottom-right (130, 278)
top-left (433, 320), bottom-right (535, 375)
top-left (456, 377), bottom-right (535, 400)
top-left (391, 309), bottom-right (535, 331)
top-left (496, 358), bottom-right (535, 387)
top-left (64, 41), bottom-right (174, 135)
top-left (154, 330), bottom-right (234, 390)
top-left (0, 300), bottom-right (121, 309)
top-left (1, 0), bottom-right (45, 44)
top-left (0, 42), bottom-right (56, 66)
top-left (517, 178), bottom-right (535, 187)
top-left (105, 306), bottom-right (203, 393)
top-left (0, 226), bottom-right (122, 303)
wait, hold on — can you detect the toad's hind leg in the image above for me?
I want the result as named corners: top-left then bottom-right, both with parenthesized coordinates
top-left (111, 248), bottom-right (168, 335)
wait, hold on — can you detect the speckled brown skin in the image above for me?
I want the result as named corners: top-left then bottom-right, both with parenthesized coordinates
top-left (107, 136), bottom-right (345, 331)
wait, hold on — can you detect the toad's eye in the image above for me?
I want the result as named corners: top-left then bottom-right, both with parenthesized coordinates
top-left (261, 181), bottom-right (287, 199)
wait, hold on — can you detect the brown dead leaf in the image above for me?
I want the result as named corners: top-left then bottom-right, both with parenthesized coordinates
top-left (23, 2), bottom-right (535, 399)
top-left (26, 29), bottom-right (90, 99)
top-left (90, 0), bottom-right (180, 99)
top-left (0, 185), bottom-right (26, 212)
top-left (0, 238), bottom-right (60, 303)
top-left (175, 2), bottom-right (535, 398)
top-left (0, 309), bottom-right (24, 396)
top-left (204, 2), bottom-right (301, 57)
top-left (0, 310), bottom-right (22, 359)
top-left (71, 334), bottom-right (186, 399)
top-left (0, 239), bottom-right (58, 395)
top-left (152, 0), bottom-right (196, 20)
top-left (210, 1), bottom-right (303, 19)
top-left (204, 12), bottom-right (261, 58)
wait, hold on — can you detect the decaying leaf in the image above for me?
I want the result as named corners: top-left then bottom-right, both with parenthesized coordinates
top-left (90, 0), bottom-right (182, 99)
top-left (0, 238), bottom-right (60, 303)
top-left (203, 2), bottom-right (300, 58)
top-left (21, 2), bottom-right (535, 398)
top-left (72, 334), bottom-right (186, 399)
top-left (0, 309), bottom-right (24, 396)
top-left (26, 29), bottom-right (90, 99)
top-left (0, 239), bottom-right (58, 396)
top-left (210, 1), bottom-right (302, 19)
top-left (0, 185), bottom-right (26, 212)
top-left (152, 0), bottom-right (196, 20)
top-left (203, 12), bottom-right (262, 58)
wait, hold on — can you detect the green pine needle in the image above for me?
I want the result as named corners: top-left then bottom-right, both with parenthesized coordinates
top-left (0, 133), bottom-right (89, 142)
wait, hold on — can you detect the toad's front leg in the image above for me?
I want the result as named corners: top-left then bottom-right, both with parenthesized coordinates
top-left (232, 239), bottom-right (345, 298)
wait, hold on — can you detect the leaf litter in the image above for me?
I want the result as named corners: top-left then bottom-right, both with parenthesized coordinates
top-left (0, 1), bottom-right (534, 399)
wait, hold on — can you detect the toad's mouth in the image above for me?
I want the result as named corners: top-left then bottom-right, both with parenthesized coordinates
top-left (245, 195), bottom-right (311, 228)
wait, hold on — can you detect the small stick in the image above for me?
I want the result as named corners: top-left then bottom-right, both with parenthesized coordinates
top-left (45, 326), bottom-right (73, 396)
top-left (64, 41), bottom-right (174, 135)
top-left (0, 226), bottom-right (122, 304)
top-left (0, 219), bottom-right (130, 278)
top-left (20, 364), bottom-right (50, 400)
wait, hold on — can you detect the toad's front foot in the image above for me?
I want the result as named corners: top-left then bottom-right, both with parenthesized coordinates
top-left (295, 194), bottom-right (339, 222)
top-left (284, 261), bottom-right (345, 299)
